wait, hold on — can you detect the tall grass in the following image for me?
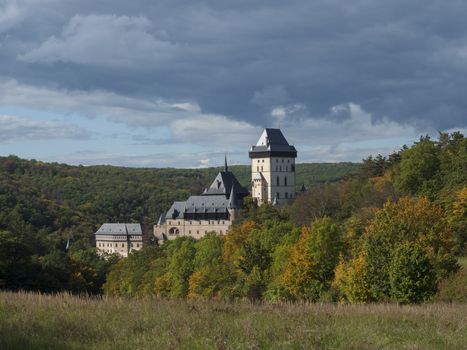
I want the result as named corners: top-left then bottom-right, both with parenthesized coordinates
top-left (0, 292), bottom-right (465, 349)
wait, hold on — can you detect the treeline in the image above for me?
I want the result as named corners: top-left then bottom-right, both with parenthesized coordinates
top-left (105, 132), bottom-right (466, 303)
top-left (0, 155), bottom-right (358, 293)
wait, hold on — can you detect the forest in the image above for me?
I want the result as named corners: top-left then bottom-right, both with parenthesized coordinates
top-left (0, 154), bottom-right (358, 293)
top-left (0, 133), bottom-right (465, 303)
top-left (103, 132), bottom-right (466, 303)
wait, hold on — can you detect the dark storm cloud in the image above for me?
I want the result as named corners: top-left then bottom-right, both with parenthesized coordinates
top-left (2, 0), bottom-right (467, 130)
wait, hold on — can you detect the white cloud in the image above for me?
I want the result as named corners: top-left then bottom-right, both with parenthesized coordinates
top-left (0, 114), bottom-right (91, 142)
top-left (170, 114), bottom-right (257, 145)
top-left (18, 14), bottom-right (179, 67)
top-left (0, 79), bottom-right (191, 126)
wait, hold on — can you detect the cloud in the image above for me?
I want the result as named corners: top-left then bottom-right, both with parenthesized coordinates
top-left (0, 79), bottom-right (191, 126)
top-left (0, 114), bottom-right (91, 142)
top-left (1, 1), bottom-right (467, 166)
top-left (18, 14), bottom-right (179, 67)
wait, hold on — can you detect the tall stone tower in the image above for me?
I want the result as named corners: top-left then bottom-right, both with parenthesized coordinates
top-left (249, 128), bottom-right (297, 205)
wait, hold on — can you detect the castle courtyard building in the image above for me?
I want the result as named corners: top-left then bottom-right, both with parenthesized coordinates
top-left (95, 223), bottom-right (143, 257)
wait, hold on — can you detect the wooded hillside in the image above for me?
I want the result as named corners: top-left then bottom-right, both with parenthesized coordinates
top-left (0, 157), bottom-right (358, 292)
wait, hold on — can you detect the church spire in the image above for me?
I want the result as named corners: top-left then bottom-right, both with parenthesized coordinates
top-left (224, 153), bottom-right (228, 172)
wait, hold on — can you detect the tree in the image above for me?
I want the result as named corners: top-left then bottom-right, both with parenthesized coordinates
top-left (394, 136), bottom-right (441, 198)
top-left (361, 197), bottom-right (458, 301)
top-left (281, 217), bottom-right (343, 301)
top-left (389, 242), bottom-right (437, 303)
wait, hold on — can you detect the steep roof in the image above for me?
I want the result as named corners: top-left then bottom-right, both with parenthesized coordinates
top-left (204, 171), bottom-right (249, 197)
top-left (249, 128), bottom-right (297, 158)
top-left (95, 223), bottom-right (142, 235)
top-left (164, 166), bottom-right (248, 219)
top-left (166, 201), bottom-right (186, 219)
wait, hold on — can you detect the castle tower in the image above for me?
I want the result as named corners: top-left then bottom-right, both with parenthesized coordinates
top-left (249, 128), bottom-right (297, 206)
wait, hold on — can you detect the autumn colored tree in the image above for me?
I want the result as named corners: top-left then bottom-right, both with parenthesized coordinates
top-left (333, 253), bottom-right (371, 303)
top-left (281, 217), bottom-right (343, 301)
top-left (362, 197), bottom-right (457, 301)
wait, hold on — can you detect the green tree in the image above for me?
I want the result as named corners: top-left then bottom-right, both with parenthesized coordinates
top-left (394, 136), bottom-right (440, 198)
top-left (389, 242), bottom-right (437, 303)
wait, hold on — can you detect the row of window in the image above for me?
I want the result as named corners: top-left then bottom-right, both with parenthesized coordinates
top-left (255, 165), bottom-right (295, 172)
top-left (97, 242), bottom-right (141, 248)
top-left (168, 220), bottom-right (226, 225)
top-left (276, 192), bottom-right (292, 199)
top-left (169, 229), bottom-right (224, 235)
top-left (256, 159), bottom-right (292, 163)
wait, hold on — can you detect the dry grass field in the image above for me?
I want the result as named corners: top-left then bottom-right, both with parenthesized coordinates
top-left (0, 292), bottom-right (466, 350)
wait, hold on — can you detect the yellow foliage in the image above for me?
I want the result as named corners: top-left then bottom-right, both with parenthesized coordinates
top-left (333, 254), bottom-right (371, 303)
top-left (452, 187), bottom-right (467, 219)
top-left (154, 273), bottom-right (171, 296)
top-left (222, 220), bottom-right (256, 263)
top-left (280, 227), bottom-right (314, 298)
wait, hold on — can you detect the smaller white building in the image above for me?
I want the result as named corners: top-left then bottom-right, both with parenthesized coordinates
top-left (95, 223), bottom-right (143, 257)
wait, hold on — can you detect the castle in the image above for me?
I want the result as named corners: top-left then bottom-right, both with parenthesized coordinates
top-left (154, 128), bottom-right (297, 242)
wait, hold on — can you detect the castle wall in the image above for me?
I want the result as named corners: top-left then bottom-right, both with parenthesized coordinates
top-left (154, 218), bottom-right (233, 241)
top-left (96, 234), bottom-right (143, 257)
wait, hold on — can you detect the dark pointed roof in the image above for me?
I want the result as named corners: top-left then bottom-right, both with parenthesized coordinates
top-left (300, 183), bottom-right (307, 192)
top-left (204, 171), bottom-right (249, 197)
top-left (164, 167), bottom-right (249, 219)
top-left (249, 128), bottom-right (297, 158)
top-left (228, 182), bottom-right (240, 209)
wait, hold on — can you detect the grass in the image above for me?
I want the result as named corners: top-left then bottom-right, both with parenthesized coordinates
top-left (0, 292), bottom-right (466, 350)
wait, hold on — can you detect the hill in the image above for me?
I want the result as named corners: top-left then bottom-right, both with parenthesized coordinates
top-left (0, 155), bottom-right (359, 236)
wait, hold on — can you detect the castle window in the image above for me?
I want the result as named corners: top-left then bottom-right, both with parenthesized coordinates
top-left (285, 192), bottom-right (288, 199)
top-left (286, 166), bottom-right (288, 171)
top-left (189, 230), bottom-right (191, 234)
top-left (261, 166), bottom-right (263, 171)
top-left (284, 176), bottom-right (287, 186)
top-left (257, 160), bottom-right (260, 163)
top-left (220, 230), bottom-right (223, 234)
top-left (282, 159), bottom-right (284, 163)
top-left (291, 164), bottom-right (295, 172)
top-left (197, 230), bottom-right (199, 234)
top-left (262, 160), bottom-right (264, 163)
top-left (276, 159), bottom-right (278, 163)
top-left (288, 159), bottom-right (290, 163)
top-left (257, 166), bottom-right (259, 171)
top-left (280, 166), bottom-right (282, 171)
top-left (122, 243), bottom-right (124, 247)
top-left (277, 176), bottom-right (280, 186)
top-left (277, 192), bottom-right (280, 199)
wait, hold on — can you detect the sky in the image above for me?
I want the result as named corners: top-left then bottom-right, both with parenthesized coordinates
top-left (0, 0), bottom-right (466, 168)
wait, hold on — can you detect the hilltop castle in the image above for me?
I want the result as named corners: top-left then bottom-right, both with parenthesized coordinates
top-left (154, 128), bottom-right (297, 242)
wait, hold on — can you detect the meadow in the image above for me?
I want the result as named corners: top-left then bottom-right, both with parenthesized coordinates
top-left (0, 291), bottom-right (466, 350)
